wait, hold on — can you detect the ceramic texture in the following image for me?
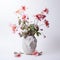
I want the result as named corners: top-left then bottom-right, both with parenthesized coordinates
top-left (22, 36), bottom-right (37, 54)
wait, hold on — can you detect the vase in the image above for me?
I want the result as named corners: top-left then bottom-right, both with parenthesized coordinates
top-left (22, 35), bottom-right (37, 55)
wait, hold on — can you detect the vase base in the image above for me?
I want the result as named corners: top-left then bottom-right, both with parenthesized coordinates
top-left (14, 51), bottom-right (42, 56)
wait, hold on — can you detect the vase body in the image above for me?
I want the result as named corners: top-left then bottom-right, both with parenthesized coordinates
top-left (22, 36), bottom-right (37, 55)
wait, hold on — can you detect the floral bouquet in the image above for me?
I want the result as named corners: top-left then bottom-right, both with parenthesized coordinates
top-left (10, 6), bottom-right (49, 56)
top-left (10, 6), bottom-right (49, 38)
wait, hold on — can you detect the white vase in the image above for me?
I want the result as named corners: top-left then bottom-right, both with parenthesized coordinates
top-left (22, 36), bottom-right (37, 55)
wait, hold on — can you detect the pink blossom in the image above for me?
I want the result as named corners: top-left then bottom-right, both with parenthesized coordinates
top-left (32, 51), bottom-right (38, 55)
top-left (14, 52), bottom-right (21, 57)
top-left (22, 15), bottom-right (29, 21)
top-left (43, 8), bottom-right (49, 14)
top-left (22, 15), bottom-right (26, 20)
top-left (16, 6), bottom-right (26, 14)
top-left (21, 6), bottom-right (26, 11)
top-left (32, 51), bottom-right (42, 56)
top-left (16, 10), bottom-right (20, 14)
top-left (15, 53), bottom-right (21, 57)
top-left (41, 15), bottom-right (46, 19)
top-left (44, 19), bottom-right (49, 28)
top-left (10, 24), bottom-right (17, 33)
top-left (35, 14), bottom-right (42, 21)
top-left (35, 14), bottom-right (46, 21)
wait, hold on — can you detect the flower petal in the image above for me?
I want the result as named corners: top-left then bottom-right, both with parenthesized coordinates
top-left (16, 10), bottom-right (20, 14)
top-left (43, 8), bottom-right (49, 14)
top-left (44, 19), bottom-right (49, 28)
top-left (21, 6), bottom-right (26, 11)
top-left (35, 14), bottom-right (42, 21)
top-left (15, 53), bottom-right (21, 57)
top-left (10, 24), bottom-right (17, 33)
top-left (32, 51), bottom-right (42, 56)
top-left (22, 15), bottom-right (26, 20)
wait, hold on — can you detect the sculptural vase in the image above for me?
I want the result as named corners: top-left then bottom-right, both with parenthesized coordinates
top-left (22, 36), bottom-right (37, 55)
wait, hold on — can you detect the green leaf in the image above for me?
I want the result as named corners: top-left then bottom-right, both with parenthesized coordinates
top-left (36, 32), bottom-right (41, 36)
top-left (18, 19), bottom-right (21, 25)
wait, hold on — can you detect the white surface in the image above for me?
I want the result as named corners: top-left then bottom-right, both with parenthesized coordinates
top-left (0, 0), bottom-right (60, 60)
top-left (0, 49), bottom-right (60, 60)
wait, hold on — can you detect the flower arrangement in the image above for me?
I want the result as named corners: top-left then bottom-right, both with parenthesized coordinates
top-left (10, 6), bottom-right (49, 38)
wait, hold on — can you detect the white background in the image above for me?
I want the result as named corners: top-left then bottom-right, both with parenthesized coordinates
top-left (0, 0), bottom-right (60, 60)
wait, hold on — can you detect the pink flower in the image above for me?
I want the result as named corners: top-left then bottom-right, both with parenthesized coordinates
top-left (35, 14), bottom-right (46, 20)
top-left (10, 24), bottom-right (17, 33)
top-left (22, 15), bottom-right (29, 21)
top-left (15, 53), bottom-right (21, 57)
top-left (22, 15), bottom-right (26, 20)
top-left (21, 6), bottom-right (26, 11)
top-left (35, 14), bottom-right (42, 21)
top-left (32, 51), bottom-right (42, 56)
top-left (44, 19), bottom-right (49, 28)
top-left (14, 52), bottom-right (21, 57)
top-left (41, 15), bottom-right (46, 19)
top-left (43, 8), bottom-right (49, 14)
top-left (16, 10), bottom-right (20, 14)
top-left (32, 51), bottom-right (39, 55)
top-left (16, 6), bottom-right (26, 14)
